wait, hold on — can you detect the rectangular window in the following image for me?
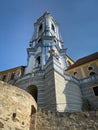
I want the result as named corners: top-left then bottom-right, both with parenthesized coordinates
top-left (93, 86), bottom-right (98, 96)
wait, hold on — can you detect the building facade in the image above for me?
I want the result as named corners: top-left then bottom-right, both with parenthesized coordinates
top-left (0, 11), bottom-right (98, 112)
top-left (66, 52), bottom-right (98, 110)
top-left (66, 52), bottom-right (98, 79)
top-left (0, 66), bottom-right (25, 84)
top-left (15, 11), bottom-right (82, 112)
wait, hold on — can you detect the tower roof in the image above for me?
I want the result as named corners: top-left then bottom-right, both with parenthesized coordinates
top-left (34, 11), bottom-right (58, 26)
top-left (43, 10), bottom-right (50, 15)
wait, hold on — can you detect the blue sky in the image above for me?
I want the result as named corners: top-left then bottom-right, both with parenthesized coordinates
top-left (0, 0), bottom-right (98, 71)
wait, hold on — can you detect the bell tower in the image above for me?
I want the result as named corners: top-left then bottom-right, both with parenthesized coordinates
top-left (25, 11), bottom-right (66, 74)
top-left (16, 11), bottom-right (82, 112)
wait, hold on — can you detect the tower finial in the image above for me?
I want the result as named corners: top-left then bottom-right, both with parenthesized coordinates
top-left (45, 10), bottom-right (49, 13)
top-left (44, 10), bottom-right (50, 15)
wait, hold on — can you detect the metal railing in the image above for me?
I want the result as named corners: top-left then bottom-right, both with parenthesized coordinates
top-left (79, 73), bottom-right (98, 84)
top-left (64, 73), bottom-right (79, 84)
top-left (64, 73), bottom-right (98, 85)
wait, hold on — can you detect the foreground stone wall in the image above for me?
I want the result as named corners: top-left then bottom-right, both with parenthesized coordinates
top-left (0, 81), bottom-right (37, 130)
top-left (0, 81), bottom-right (98, 130)
top-left (31, 109), bottom-right (98, 130)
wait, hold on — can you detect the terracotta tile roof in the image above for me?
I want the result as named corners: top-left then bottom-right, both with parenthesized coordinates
top-left (67, 52), bottom-right (98, 70)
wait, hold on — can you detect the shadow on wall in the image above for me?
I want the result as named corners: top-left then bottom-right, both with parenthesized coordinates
top-left (63, 80), bottom-right (82, 112)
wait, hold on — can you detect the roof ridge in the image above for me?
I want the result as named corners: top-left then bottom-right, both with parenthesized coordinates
top-left (67, 52), bottom-right (98, 70)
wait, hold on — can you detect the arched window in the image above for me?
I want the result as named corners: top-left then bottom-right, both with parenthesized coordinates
top-left (74, 72), bottom-right (78, 76)
top-left (51, 24), bottom-right (55, 32)
top-left (54, 39), bottom-right (56, 43)
top-left (88, 66), bottom-right (93, 71)
top-left (90, 72), bottom-right (96, 76)
top-left (35, 56), bottom-right (41, 67)
top-left (39, 24), bottom-right (43, 32)
top-left (37, 56), bottom-right (41, 64)
top-left (38, 38), bottom-right (42, 43)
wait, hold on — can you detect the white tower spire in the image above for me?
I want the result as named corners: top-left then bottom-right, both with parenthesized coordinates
top-left (25, 11), bottom-right (66, 74)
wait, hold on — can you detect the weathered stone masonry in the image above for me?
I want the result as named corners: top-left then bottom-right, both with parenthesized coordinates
top-left (31, 109), bottom-right (98, 130)
top-left (0, 81), bottom-right (37, 130)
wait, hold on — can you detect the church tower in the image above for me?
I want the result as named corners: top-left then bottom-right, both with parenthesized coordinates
top-left (25, 11), bottom-right (66, 74)
top-left (16, 11), bottom-right (82, 112)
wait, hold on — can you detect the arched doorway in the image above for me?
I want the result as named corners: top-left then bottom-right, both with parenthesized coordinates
top-left (26, 85), bottom-right (38, 102)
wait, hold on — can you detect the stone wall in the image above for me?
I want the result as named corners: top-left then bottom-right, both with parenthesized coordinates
top-left (44, 70), bottom-right (56, 111)
top-left (0, 81), bottom-right (37, 130)
top-left (15, 73), bottom-right (46, 109)
top-left (80, 80), bottom-right (98, 110)
top-left (31, 109), bottom-right (98, 130)
top-left (0, 81), bottom-right (98, 130)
